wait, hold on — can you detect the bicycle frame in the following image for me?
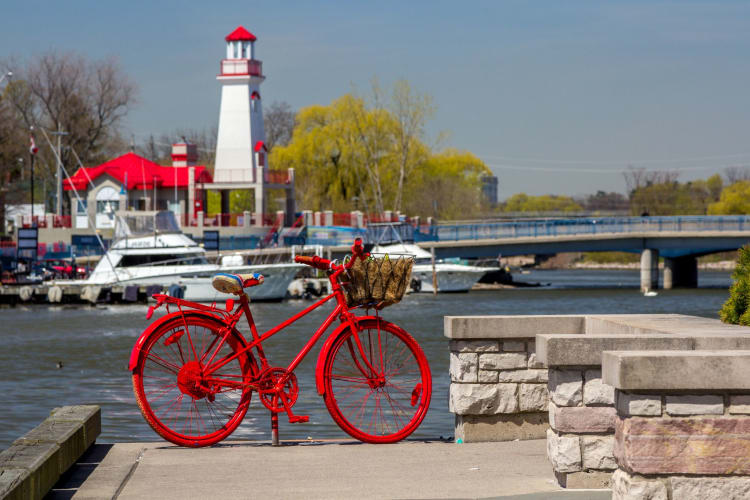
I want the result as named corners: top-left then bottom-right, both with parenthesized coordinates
top-left (134, 258), bottom-right (382, 392)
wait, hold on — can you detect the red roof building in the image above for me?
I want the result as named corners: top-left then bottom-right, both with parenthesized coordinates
top-left (63, 150), bottom-right (211, 230)
top-left (63, 152), bottom-right (211, 191)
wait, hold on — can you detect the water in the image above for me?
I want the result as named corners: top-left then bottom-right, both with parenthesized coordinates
top-left (0, 269), bottom-right (733, 448)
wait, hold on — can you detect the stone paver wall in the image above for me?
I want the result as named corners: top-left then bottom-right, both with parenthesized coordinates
top-left (449, 338), bottom-right (549, 442)
top-left (546, 367), bottom-right (617, 489)
top-left (604, 350), bottom-right (750, 500)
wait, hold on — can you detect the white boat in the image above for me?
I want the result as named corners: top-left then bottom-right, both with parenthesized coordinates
top-left (63, 211), bottom-right (303, 301)
top-left (372, 243), bottom-right (487, 293)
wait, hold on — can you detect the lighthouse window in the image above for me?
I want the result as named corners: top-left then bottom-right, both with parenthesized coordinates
top-left (233, 42), bottom-right (239, 59)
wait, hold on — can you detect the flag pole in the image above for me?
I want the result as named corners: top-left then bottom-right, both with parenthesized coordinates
top-left (29, 128), bottom-right (38, 224)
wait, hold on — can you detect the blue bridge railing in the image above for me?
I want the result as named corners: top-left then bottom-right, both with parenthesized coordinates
top-left (305, 216), bottom-right (750, 247)
top-left (416, 216), bottom-right (750, 243)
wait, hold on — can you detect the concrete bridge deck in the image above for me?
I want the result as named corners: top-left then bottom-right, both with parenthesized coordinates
top-left (49, 439), bottom-right (608, 499)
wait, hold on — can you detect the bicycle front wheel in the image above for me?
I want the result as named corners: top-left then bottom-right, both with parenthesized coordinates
top-left (322, 319), bottom-right (432, 443)
top-left (132, 312), bottom-right (257, 447)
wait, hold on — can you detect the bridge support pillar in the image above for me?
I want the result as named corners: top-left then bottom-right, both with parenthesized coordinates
top-left (640, 249), bottom-right (659, 292)
top-left (663, 256), bottom-right (698, 289)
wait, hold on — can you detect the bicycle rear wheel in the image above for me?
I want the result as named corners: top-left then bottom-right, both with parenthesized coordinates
top-left (132, 312), bottom-right (257, 447)
top-left (322, 319), bottom-right (432, 443)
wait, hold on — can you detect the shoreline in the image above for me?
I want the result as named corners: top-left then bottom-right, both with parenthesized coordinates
top-left (568, 260), bottom-right (735, 271)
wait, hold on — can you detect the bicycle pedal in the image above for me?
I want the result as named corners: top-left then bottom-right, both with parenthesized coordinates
top-left (288, 415), bottom-right (309, 424)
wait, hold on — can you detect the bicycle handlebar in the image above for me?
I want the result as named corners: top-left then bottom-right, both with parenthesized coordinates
top-left (294, 255), bottom-right (331, 270)
top-left (295, 238), bottom-right (369, 272)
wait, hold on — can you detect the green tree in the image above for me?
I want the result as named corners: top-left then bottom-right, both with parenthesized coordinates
top-left (708, 181), bottom-right (750, 215)
top-left (720, 245), bottom-right (750, 325)
top-left (271, 85), bottom-right (489, 219)
top-left (502, 193), bottom-right (582, 213)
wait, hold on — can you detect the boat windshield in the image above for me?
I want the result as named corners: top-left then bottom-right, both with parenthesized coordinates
top-left (115, 211), bottom-right (182, 239)
top-left (119, 253), bottom-right (209, 267)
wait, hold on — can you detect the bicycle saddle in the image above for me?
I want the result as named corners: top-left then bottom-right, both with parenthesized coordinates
top-left (212, 272), bottom-right (265, 295)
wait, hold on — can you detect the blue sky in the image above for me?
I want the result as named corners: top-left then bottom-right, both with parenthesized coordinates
top-left (2, 1), bottom-right (750, 198)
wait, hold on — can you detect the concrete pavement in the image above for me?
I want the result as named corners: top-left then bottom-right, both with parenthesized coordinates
top-left (48, 439), bottom-right (610, 499)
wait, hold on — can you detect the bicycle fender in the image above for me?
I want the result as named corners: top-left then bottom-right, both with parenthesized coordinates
top-left (128, 310), bottom-right (215, 372)
top-left (314, 315), bottom-right (380, 396)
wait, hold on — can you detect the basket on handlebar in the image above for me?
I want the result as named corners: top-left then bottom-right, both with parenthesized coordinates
top-left (341, 254), bottom-right (414, 309)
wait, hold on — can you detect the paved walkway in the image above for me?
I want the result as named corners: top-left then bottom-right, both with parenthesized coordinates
top-left (49, 439), bottom-right (609, 499)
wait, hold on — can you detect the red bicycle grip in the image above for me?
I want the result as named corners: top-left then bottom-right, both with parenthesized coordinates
top-left (295, 255), bottom-right (331, 270)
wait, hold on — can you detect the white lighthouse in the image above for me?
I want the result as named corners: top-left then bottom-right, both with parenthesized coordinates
top-left (211, 26), bottom-right (270, 219)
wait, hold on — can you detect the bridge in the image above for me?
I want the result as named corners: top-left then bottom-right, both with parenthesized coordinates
top-left (312, 216), bottom-right (750, 291)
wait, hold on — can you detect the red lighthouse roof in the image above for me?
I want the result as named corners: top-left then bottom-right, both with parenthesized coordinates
top-left (225, 26), bottom-right (257, 42)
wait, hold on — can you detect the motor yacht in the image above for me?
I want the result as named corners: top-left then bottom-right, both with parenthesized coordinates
top-left (65, 211), bottom-right (302, 301)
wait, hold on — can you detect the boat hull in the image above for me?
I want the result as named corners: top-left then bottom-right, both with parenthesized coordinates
top-left (412, 264), bottom-right (487, 293)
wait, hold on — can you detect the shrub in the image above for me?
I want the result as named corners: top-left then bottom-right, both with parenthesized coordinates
top-left (719, 245), bottom-right (750, 324)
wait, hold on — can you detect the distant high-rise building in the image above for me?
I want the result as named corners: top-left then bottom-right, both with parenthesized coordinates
top-left (481, 175), bottom-right (498, 206)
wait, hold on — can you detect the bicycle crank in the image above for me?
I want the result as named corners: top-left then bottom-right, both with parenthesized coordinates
top-left (257, 367), bottom-right (299, 413)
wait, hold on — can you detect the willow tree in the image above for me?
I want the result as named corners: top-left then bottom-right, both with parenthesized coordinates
top-left (271, 82), bottom-right (490, 219)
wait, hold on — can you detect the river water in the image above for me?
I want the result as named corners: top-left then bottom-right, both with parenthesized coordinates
top-left (0, 269), bottom-right (734, 448)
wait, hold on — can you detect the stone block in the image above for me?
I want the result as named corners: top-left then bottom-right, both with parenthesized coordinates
top-left (502, 340), bottom-right (525, 352)
top-left (603, 350), bottom-right (750, 391)
top-left (0, 468), bottom-right (30, 500)
top-left (615, 416), bottom-right (750, 474)
top-left (497, 369), bottom-right (548, 383)
top-left (527, 340), bottom-right (545, 368)
top-left (581, 435), bottom-right (616, 470)
top-left (445, 315), bottom-right (584, 339)
top-left (519, 383), bottom-right (548, 412)
top-left (548, 369), bottom-right (583, 407)
top-left (449, 352), bottom-right (478, 383)
top-left (449, 340), bottom-right (499, 353)
top-left (583, 369), bottom-right (615, 405)
top-left (538, 334), bottom-right (692, 367)
top-left (729, 395), bottom-right (750, 415)
top-left (549, 403), bottom-right (616, 433)
top-left (478, 370), bottom-right (498, 383)
top-left (611, 469), bottom-right (668, 500)
top-left (455, 412), bottom-right (548, 442)
top-left (479, 352), bottom-right (527, 370)
top-left (616, 392), bottom-right (662, 417)
top-left (665, 395), bottom-right (723, 416)
top-left (546, 429), bottom-right (581, 473)
top-left (0, 441), bottom-right (61, 498)
top-left (449, 383), bottom-right (518, 415)
top-left (556, 470), bottom-right (613, 489)
top-left (527, 352), bottom-right (544, 369)
top-left (15, 419), bottom-right (85, 474)
top-left (670, 477), bottom-right (750, 499)
top-left (49, 405), bottom-right (101, 450)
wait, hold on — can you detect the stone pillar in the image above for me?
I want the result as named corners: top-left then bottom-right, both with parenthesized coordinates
top-left (663, 256), bottom-right (698, 289)
top-left (324, 210), bottom-right (334, 226)
top-left (302, 210), bottom-right (313, 226)
top-left (243, 210), bottom-right (251, 228)
top-left (197, 210), bottom-right (204, 229)
top-left (254, 185), bottom-right (265, 227)
top-left (355, 211), bottom-right (364, 229)
top-left (275, 210), bottom-right (285, 228)
top-left (384, 210), bottom-right (392, 222)
top-left (350, 211), bottom-right (359, 228)
top-left (640, 249), bottom-right (659, 293)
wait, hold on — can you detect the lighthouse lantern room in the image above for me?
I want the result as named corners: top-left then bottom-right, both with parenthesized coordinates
top-left (205, 26), bottom-right (294, 226)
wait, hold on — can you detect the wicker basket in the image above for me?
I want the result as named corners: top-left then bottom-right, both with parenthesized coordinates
top-left (341, 255), bottom-right (414, 309)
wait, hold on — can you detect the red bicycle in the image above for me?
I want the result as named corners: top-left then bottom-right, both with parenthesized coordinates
top-left (129, 239), bottom-right (432, 447)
